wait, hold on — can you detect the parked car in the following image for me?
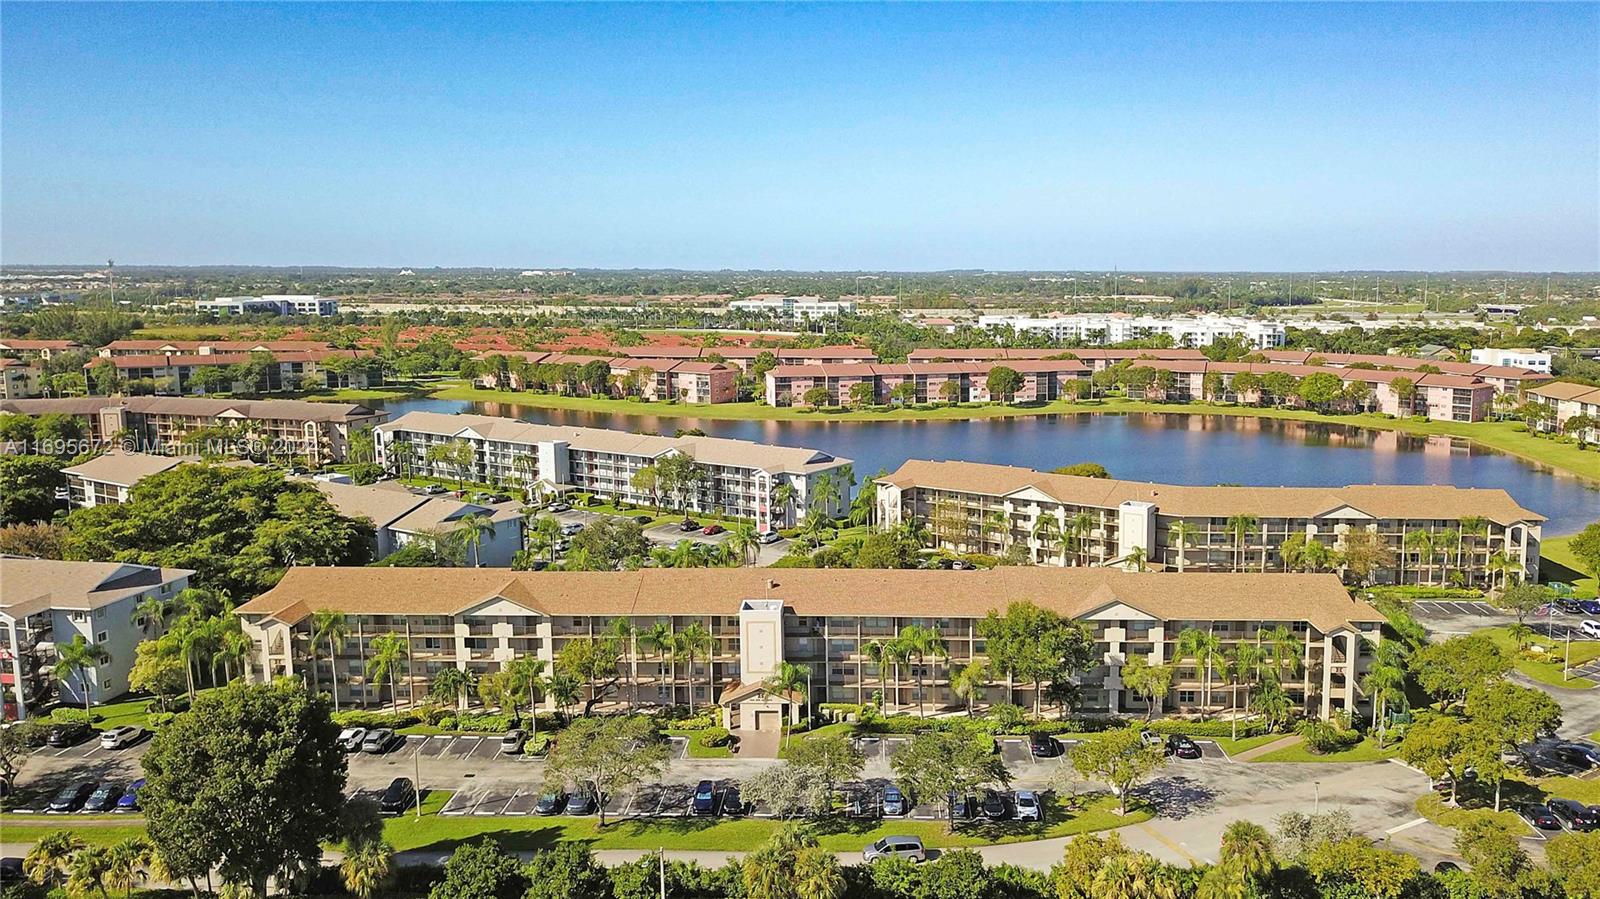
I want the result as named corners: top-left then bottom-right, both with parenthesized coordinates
top-left (1543, 743), bottom-right (1598, 771)
top-left (721, 784), bottom-right (745, 817)
top-left (882, 785), bottom-right (908, 817)
top-left (1527, 749), bottom-right (1588, 777)
top-left (1579, 620), bottom-right (1600, 640)
top-left (1555, 598), bottom-right (1585, 615)
top-left (83, 782), bottom-right (123, 813)
top-left (758, 531), bottom-right (782, 545)
top-left (99, 726), bottom-right (143, 750)
top-left (45, 723), bottom-right (90, 748)
top-left (1548, 798), bottom-right (1598, 831)
top-left (561, 522), bottom-right (585, 536)
top-left (337, 727), bottom-right (368, 752)
top-left (361, 728), bottom-right (398, 754)
top-left (1167, 735), bottom-right (1202, 759)
top-left (692, 780), bottom-right (717, 816)
top-left (981, 790), bottom-right (1011, 821)
top-left (565, 791), bottom-right (598, 815)
top-left (48, 782), bottom-right (95, 813)
top-left (633, 515), bottom-right (654, 525)
top-left (1557, 742), bottom-right (1600, 767)
top-left (116, 779), bottom-right (144, 813)
top-left (948, 792), bottom-right (977, 821)
top-left (948, 558), bottom-right (975, 570)
top-left (423, 484), bottom-right (447, 495)
top-left (1578, 600), bottom-right (1600, 615)
top-left (1030, 733), bottom-right (1062, 758)
top-left (0, 858), bottom-right (22, 884)
top-left (679, 519), bottom-right (701, 532)
top-left (379, 778), bottom-right (417, 815)
top-left (1139, 730), bottom-right (1165, 749)
top-left (1015, 790), bottom-right (1042, 823)
top-left (1434, 862), bottom-right (1461, 874)
top-left (499, 730), bottom-right (526, 754)
top-left (487, 494), bottom-right (511, 504)
top-left (534, 791), bottom-right (567, 815)
top-left (547, 501), bottom-right (572, 513)
top-left (702, 524), bottom-right (725, 536)
top-left (1519, 803), bottom-right (1562, 831)
top-left (863, 836), bottom-right (926, 863)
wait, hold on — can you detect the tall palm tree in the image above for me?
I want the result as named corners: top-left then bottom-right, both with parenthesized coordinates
top-left (53, 636), bottom-right (109, 711)
top-left (762, 661), bottom-right (808, 749)
top-left (604, 618), bottom-right (636, 707)
top-left (454, 513), bottom-right (497, 567)
top-left (863, 639), bottom-right (889, 709)
top-left (1224, 515), bottom-right (1259, 571)
top-left (1126, 545), bottom-right (1148, 572)
top-left (950, 659), bottom-right (988, 717)
top-left (311, 609), bottom-right (353, 711)
top-left (1458, 515), bottom-right (1488, 580)
top-left (429, 666), bottom-right (473, 710)
top-left (1176, 628), bottom-right (1223, 719)
top-left (675, 621), bottom-right (714, 713)
top-left (773, 482), bottom-right (799, 528)
top-left (131, 596), bottom-right (171, 637)
top-left (366, 633), bottom-right (410, 710)
top-left (1167, 521), bottom-right (1198, 572)
top-left (639, 622), bottom-right (674, 704)
top-left (1224, 643), bottom-right (1266, 740)
top-left (1031, 514), bottom-right (1063, 566)
top-left (339, 840), bottom-right (393, 899)
top-left (1218, 821), bottom-right (1276, 892)
top-left (24, 831), bottom-right (84, 889)
top-left (1067, 511), bottom-right (1096, 566)
top-left (1362, 640), bottom-right (1409, 746)
top-left (899, 624), bottom-right (947, 718)
top-left (792, 846), bottom-right (844, 899)
top-left (810, 472), bottom-right (841, 516)
top-left (104, 837), bottom-right (154, 899)
top-left (67, 845), bottom-right (112, 899)
top-left (983, 509), bottom-right (1010, 554)
top-left (726, 523), bottom-right (760, 566)
top-left (504, 657), bottom-right (548, 740)
top-left (1403, 529), bottom-right (1435, 586)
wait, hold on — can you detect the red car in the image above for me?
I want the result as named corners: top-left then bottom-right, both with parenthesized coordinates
top-left (702, 524), bottom-right (725, 536)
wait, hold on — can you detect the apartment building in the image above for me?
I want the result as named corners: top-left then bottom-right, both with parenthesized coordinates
top-left (0, 339), bottom-right (83, 361)
top-left (376, 411), bottom-right (853, 533)
top-left (615, 346), bottom-right (880, 370)
top-left (1469, 348), bottom-right (1553, 374)
top-left (473, 352), bottom-right (737, 404)
top-left (906, 347), bottom-right (1208, 371)
top-left (1259, 350), bottom-right (1551, 396)
top-left (877, 459), bottom-right (1543, 588)
top-left (2, 558), bottom-right (193, 719)
top-left (87, 348), bottom-right (379, 395)
top-left (234, 566), bottom-right (1382, 726)
top-left (1141, 360), bottom-right (1497, 422)
top-left (0, 358), bottom-right (42, 399)
top-left (311, 480), bottom-right (525, 567)
top-left (0, 396), bottom-right (386, 465)
top-left (766, 359), bottom-right (1090, 407)
top-left (976, 314), bottom-right (1287, 349)
top-left (728, 296), bottom-right (856, 320)
top-left (62, 451), bottom-right (189, 507)
top-left (1528, 381), bottom-right (1600, 443)
top-left (98, 340), bottom-right (336, 357)
top-left (194, 294), bottom-right (340, 316)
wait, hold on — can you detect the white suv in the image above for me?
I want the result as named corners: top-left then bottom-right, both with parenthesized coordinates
top-left (99, 726), bottom-right (143, 749)
top-left (1579, 619), bottom-right (1600, 640)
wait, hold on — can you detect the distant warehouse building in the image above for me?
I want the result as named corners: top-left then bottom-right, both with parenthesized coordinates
top-left (195, 294), bottom-right (339, 316)
top-left (728, 296), bottom-right (856, 321)
top-left (976, 314), bottom-right (1287, 349)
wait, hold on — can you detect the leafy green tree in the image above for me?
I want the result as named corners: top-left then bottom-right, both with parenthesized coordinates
top-left (567, 517), bottom-right (650, 570)
top-left (1455, 818), bottom-right (1539, 898)
top-left (1411, 633), bottom-right (1511, 710)
top-left (1120, 655), bottom-right (1174, 721)
top-left (1050, 462), bottom-right (1109, 478)
top-left (1464, 682), bottom-right (1562, 810)
top-left (1567, 521), bottom-right (1600, 580)
top-left (977, 601), bottom-right (1096, 716)
top-left (890, 730), bottom-right (1009, 827)
top-left (140, 680), bottom-right (347, 898)
top-left (786, 732), bottom-right (865, 801)
top-left (985, 366), bottom-right (1022, 402)
top-left (1067, 728), bottom-right (1167, 815)
top-left (544, 715), bottom-right (670, 827)
top-left (1546, 831), bottom-right (1600, 899)
top-left (427, 840), bottom-right (529, 899)
top-left (557, 637), bottom-right (624, 715)
top-left (741, 762), bottom-right (829, 820)
top-left (803, 386), bottom-right (832, 407)
top-left (0, 455), bottom-right (64, 526)
top-left (524, 844), bottom-right (610, 899)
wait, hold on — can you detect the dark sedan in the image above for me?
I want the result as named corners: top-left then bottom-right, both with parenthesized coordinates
top-left (692, 780), bottom-right (717, 816)
top-left (1167, 735), bottom-right (1202, 759)
top-left (565, 791), bottom-right (598, 815)
top-left (1030, 733), bottom-right (1062, 758)
top-left (534, 791), bottom-right (567, 815)
top-left (1519, 803), bottom-right (1562, 831)
top-left (981, 790), bottom-right (1010, 821)
top-left (48, 782), bottom-right (95, 813)
top-left (45, 723), bottom-right (90, 748)
top-left (1548, 798), bottom-right (1599, 831)
top-left (82, 783), bottom-right (123, 813)
top-left (379, 778), bottom-right (417, 815)
top-left (721, 785), bottom-right (745, 817)
top-left (947, 792), bottom-right (977, 821)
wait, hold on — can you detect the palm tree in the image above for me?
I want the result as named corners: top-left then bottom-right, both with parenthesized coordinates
top-left (675, 621), bottom-right (714, 713)
top-left (1218, 821), bottom-right (1275, 892)
top-left (878, 637), bottom-right (912, 713)
top-left (1224, 515), bottom-right (1258, 571)
top-left (454, 513), bottom-right (497, 567)
top-left (982, 509), bottom-right (1010, 554)
top-left (762, 661), bottom-right (808, 749)
top-left (898, 624), bottom-right (947, 718)
top-left (1457, 515), bottom-right (1488, 576)
top-left (1257, 624), bottom-right (1306, 717)
top-left (388, 439), bottom-right (414, 477)
top-left (810, 472), bottom-right (841, 517)
top-left (366, 633), bottom-right (410, 710)
top-left (863, 639), bottom-right (888, 709)
top-left (504, 657), bottom-right (548, 741)
top-left (24, 831), bottom-right (84, 889)
top-left (1167, 521), bottom-right (1198, 572)
top-left (639, 622), bottom-right (674, 704)
top-left (1067, 511), bottom-right (1096, 566)
top-left (1362, 640), bottom-right (1408, 746)
top-left (792, 845), bottom-right (844, 899)
top-left (104, 837), bottom-right (154, 899)
top-left (950, 659), bottom-right (988, 717)
top-left (1176, 628), bottom-right (1223, 719)
top-left (726, 523), bottom-right (760, 566)
top-left (171, 615), bottom-right (214, 701)
top-left (215, 625), bottom-right (253, 684)
top-left (429, 666), bottom-right (474, 710)
top-left (1126, 545), bottom-right (1148, 572)
top-left (131, 596), bottom-right (171, 637)
top-left (53, 636), bottom-right (109, 711)
top-left (1403, 529), bottom-right (1436, 586)
top-left (339, 840), bottom-right (393, 899)
top-left (1224, 643), bottom-right (1266, 740)
top-left (773, 482), bottom-right (799, 528)
top-left (604, 618), bottom-right (636, 707)
top-left (66, 845), bottom-right (112, 899)
top-left (1031, 514), bottom-right (1063, 565)
top-left (1487, 550), bottom-right (1517, 592)
top-left (311, 609), bottom-right (353, 712)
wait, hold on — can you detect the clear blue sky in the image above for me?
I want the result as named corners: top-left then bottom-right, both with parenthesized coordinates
top-left (3, 2), bottom-right (1596, 271)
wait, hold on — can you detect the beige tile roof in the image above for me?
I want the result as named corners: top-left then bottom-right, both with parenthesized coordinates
top-left (880, 459), bottom-right (1544, 525)
top-left (235, 566), bottom-right (1382, 633)
top-left (0, 396), bottom-right (384, 424)
top-left (61, 451), bottom-right (188, 487)
top-left (1, 558), bottom-right (193, 619)
top-left (312, 481), bottom-right (431, 529)
top-left (379, 411), bottom-right (850, 476)
top-left (1529, 381), bottom-right (1600, 403)
top-left (388, 498), bottom-right (522, 534)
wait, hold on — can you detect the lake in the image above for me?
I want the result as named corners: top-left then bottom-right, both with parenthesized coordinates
top-left (371, 397), bottom-right (1598, 535)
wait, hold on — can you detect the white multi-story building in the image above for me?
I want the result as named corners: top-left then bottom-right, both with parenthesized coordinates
top-left (976, 313), bottom-right (1286, 349)
top-left (1, 558), bottom-right (194, 718)
top-left (376, 411), bottom-right (854, 533)
top-left (195, 294), bottom-right (340, 316)
top-left (728, 296), bottom-right (857, 321)
top-left (1470, 348), bottom-right (1553, 374)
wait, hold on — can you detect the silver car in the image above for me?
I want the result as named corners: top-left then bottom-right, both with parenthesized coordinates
top-left (863, 836), bottom-right (926, 863)
top-left (1015, 790), bottom-right (1042, 823)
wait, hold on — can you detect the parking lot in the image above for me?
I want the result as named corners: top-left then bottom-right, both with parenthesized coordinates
top-left (1409, 600), bottom-right (1502, 619)
top-left (544, 508), bottom-right (790, 565)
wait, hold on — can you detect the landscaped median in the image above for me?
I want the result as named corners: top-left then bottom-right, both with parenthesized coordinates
top-left (1245, 735), bottom-right (1399, 764)
top-left (1477, 626), bottom-right (1600, 690)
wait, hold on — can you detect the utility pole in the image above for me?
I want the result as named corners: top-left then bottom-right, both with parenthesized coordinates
top-left (106, 259), bottom-right (116, 307)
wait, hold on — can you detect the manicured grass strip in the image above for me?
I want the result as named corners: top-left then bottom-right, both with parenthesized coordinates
top-left (425, 384), bottom-right (1600, 484)
top-left (663, 729), bottom-right (733, 759)
top-left (0, 820), bottom-right (150, 847)
top-left (1539, 775), bottom-right (1600, 807)
top-left (1540, 535), bottom-right (1598, 598)
top-left (1211, 734), bottom-right (1287, 756)
top-left (380, 792), bottom-right (1145, 854)
top-left (1248, 735), bottom-right (1399, 763)
top-left (1414, 793), bottom-right (1531, 837)
top-left (1477, 627), bottom-right (1600, 690)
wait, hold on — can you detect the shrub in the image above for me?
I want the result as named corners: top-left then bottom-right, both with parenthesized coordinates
top-left (987, 703), bottom-right (1029, 733)
top-left (1142, 718), bottom-right (1269, 738)
top-left (452, 712), bottom-right (513, 733)
top-left (696, 728), bottom-right (733, 749)
top-left (50, 708), bottom-right (92, 726)
top-left (1297, 719), bottom-right (1360, 754)
top-left (330, 710), bottom-right (420, 729)
top-left (146, 712), bottom-right (176, 730)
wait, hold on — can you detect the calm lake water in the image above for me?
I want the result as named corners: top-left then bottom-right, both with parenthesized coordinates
top-left (372, 397), bottom-right (1598, 536)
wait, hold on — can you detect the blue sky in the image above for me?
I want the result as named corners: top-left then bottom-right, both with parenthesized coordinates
top-left (3, 3), bottom-right (1596, 270)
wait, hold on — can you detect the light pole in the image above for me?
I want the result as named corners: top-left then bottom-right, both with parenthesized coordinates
top-left (1313, 780), bottom-right (1320, 814)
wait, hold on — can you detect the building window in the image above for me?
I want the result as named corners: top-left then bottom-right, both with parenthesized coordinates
top-left (96, 631), bottom-right (108, 644)
top-left (1178, 690), bottom-right (1197, 703)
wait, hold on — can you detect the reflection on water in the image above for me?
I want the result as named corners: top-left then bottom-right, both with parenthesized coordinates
top-left (371, 397), bottom-right (1597, 535)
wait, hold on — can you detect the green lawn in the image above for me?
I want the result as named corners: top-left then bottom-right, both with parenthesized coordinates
top-left (424, 384), bottom-right (1600, 483)
top-left (1248, 735), bottom-right (1399, 763)
top-left (1478, 627), bottom-right (1600, 690)
top-left (663, 729), bottom-right (734, 759)
top-left (1414, 793), bottom-right (1532, 837)
top-left (1211, 734), bottom-right (1288, 756)
top-left (381, 790), bottom-right (1146, 854)
top-left (1540, 534), bottom-right (1598, 598)
top-left (87, 690), bottom-right (216, 730)
top-left (0, 818), bottom-right (151, 847)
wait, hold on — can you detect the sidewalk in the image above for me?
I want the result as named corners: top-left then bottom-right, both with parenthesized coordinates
top-left (1229, 734), bottom-right (1301, 762)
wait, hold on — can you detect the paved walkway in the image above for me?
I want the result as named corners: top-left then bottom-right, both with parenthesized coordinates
top-left (1230, 734), bottom-right (1302, 762)
top-left (737, 728), bottom-right (781, 758)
